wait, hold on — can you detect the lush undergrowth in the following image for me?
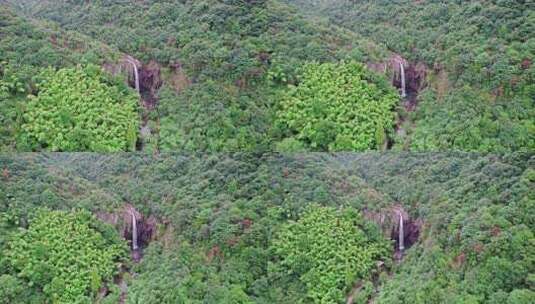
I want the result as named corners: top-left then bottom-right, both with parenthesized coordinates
top-left (276, 61), bottom-right (398, 151)
top-left (271, 206), bottom-right (391, 302)
top-left (2, 209), bottom-right (127, 304)
top-left (1, 153), bottom-right (533, 303)
top-left (287, 0), bottom-right (535, 152)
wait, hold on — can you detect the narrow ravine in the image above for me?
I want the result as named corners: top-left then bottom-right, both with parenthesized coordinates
top-left (385, 54), bottom-right (427, 149)
top-left (97, 205), bottom-right (158, 303)
top-left (346, 206), bottom-right (421, 303)
top-left (117, 56), bottom-right (163, 152)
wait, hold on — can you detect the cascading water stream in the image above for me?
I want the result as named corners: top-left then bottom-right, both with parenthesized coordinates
top-left (126, 58), bottom-right (140, 93)
top-left (131, 211), bottom-right (138, 251)
top-left (399, 60), bottom-right (407, 98)
top-left (399, 212), bottom-right (405, 252)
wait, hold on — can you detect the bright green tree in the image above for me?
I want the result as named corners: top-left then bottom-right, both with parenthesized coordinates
top-left (270, 206), bottom-right (390, 303)
top-left (20, 65), bottom-right (139, 151)
top-left (277, 61), bottom-right (398, 151)
top-left (4, 209), bottom-right (127, 304)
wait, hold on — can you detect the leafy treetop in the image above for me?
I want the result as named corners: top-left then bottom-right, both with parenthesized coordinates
top-left (3, 209), bottom-right (127, 304)
top-left (270, 205), bottom-right (391, 303)
top-left (277, 61), bottom-right (398, 151)
top-left (20, 65), bottom-right (139, 152)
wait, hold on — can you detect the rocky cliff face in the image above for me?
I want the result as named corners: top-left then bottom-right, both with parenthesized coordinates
top-left (363, 205), bottom-right (422, 256)
top-left (367, 54), bottom-right (427, 101)
top-left (96, 204), bottom-right (158, 261)
top-left (139, 60), bottom-right (163, 110)
top-left (103, 55), bottom-right (163, 151)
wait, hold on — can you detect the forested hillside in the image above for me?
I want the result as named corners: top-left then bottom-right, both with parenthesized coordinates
top-left (286, 0), bottom-right (535, 152)
top-left (1, 1), bottom-right (533, 303)
top-left (3, 0), bottom-right (531, 152)
top-left (2, 0), bottom-right (396, 152)
top-left (1, 153), bottom-right (533, 303)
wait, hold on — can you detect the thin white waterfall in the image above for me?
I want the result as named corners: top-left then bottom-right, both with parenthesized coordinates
top-left (399, 212), bottom-right (405, 252)
top-left (126, 58), bottom-right (140, 93)
top-left (131, 211), bottom-right (139, 251)
top-left (399, 60), bottom-right (407, 98)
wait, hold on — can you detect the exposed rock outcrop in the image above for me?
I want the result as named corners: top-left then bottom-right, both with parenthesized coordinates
top-left (363, 204), bottom-right (422, 259)
top-left (367, 54), bottom-right (427, 107)
top-left (96, 204), bottom-right (158, 262)
top-left (139, 60), bottom-right (163, 110)
top-left (389, 55), bottom-right (427, 106)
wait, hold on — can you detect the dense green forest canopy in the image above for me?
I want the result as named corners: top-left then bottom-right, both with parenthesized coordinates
top-left (20, 65), bottom-right (139, 152)
top-left (2, 0), bottom-right (395, 152)
top-left (0, 5), bottom-right (125, 151)
top-left (276, 61), bottom-right (398, 151)
top-left (1, 0), bottom-right (532, 152)
top-left (286, 0), bottom-right (535, 152)
top-left (2, 209), bottom-right (127, 303)
top-left (271, 206), bottom-right (391, 302)
top-left (1, 153), bottom-right (533, 303)
top-left (0, 2), bottom-right (533, 303)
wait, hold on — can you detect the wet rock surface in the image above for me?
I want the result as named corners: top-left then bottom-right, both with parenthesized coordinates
top-left (368, 54), bottom-right (427, 110)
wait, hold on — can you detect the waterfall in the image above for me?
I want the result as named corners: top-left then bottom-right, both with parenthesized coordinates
top-left (126, 58), bottom-right (140, 93)
top-left (399, 212), bottom-right (405, 252)
top-left (131, 211), bottom-right (139, 251)
top-left (399, 60), bottom-right (407, 98)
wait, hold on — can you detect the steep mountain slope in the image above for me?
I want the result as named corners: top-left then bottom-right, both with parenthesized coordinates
top-left (4, 0), bottom-right (531, 152)
top-left (5, 0), bottom-right (396, 152)
top-left (1, 153), bottom-right (533, 303)
top-left (286, 0), bottom-right (535, 152)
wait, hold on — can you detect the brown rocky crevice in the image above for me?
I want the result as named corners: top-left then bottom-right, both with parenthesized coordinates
top-left (363, 204), bottom-right (422, 259)
top-left (368, 54), bottom-right (428, 149)
top-left (137, 60), bottom-right (163, 151)
top-left (139, 60), bottom-right (163, 110)
top-left (95, 204), bottom-right (162, 303)
top-left (368, 55), bottom-right (427, 93)
top-left (96, 204), bottom-right (158, 262)
top-left (380, 54), bottom-right (427, 111)
top-left (103, 56), bottom-right (163, 151)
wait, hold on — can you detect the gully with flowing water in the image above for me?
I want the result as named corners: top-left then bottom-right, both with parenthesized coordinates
top-left (117, 56), bottom-right (162, 151)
